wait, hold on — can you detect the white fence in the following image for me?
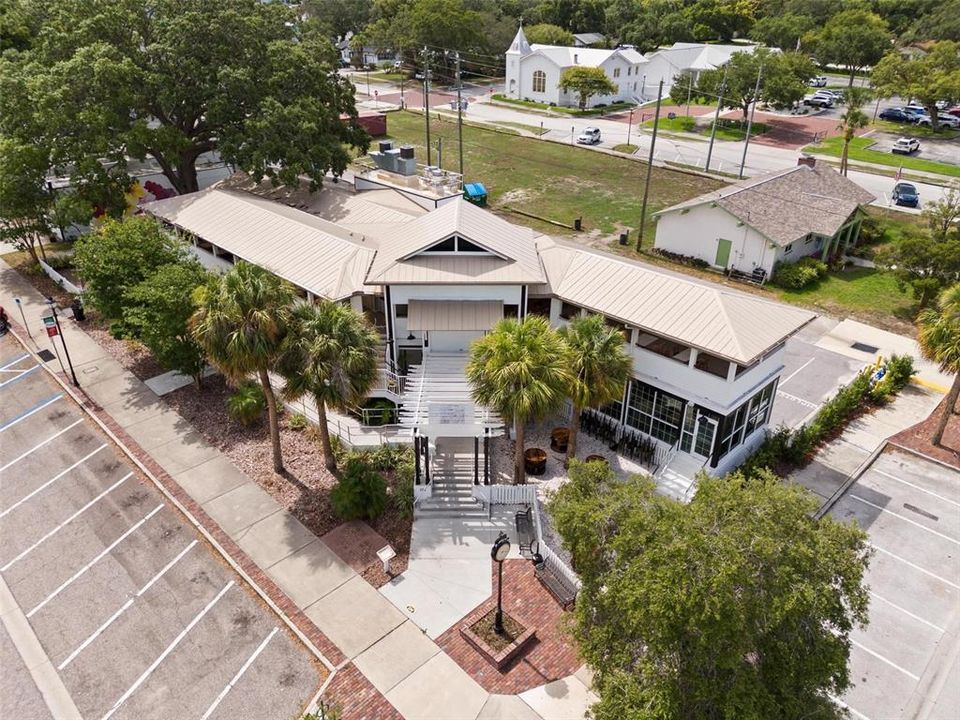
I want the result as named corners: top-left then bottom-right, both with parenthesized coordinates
top-left (39, 260), bottom-right (82, 294)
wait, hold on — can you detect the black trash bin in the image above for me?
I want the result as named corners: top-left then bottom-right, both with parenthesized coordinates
top-left (71, 298), bottom-right (86, 322)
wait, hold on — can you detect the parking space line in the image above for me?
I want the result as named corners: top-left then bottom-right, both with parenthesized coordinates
top-left (100, 580), bottom-right (235, 720)
top-left (27, 504), bottom-right (164, 618)
top-left (57, 540), bottom-right (198, 671)
top-left (0, 393), bottom-right (64, 433)
top-left (777, 390), bottom-right (818, 409)
top-left (199, 627), bottom-right (279, 720)
top-left (779, 358), bottom-right (815, 387)
top-left (0, 353), bottom-right (30, 371)
top-left (0, 364), bottom-right (39, 389)
top-left (868, 591), bottom-right (945, 633)
top-left (850, 637), bottom-right (920, 681)
top-left (0, 444), bottom-right (108, 518)
top-left (1, 473), bottom-right (133, 571)
top-left (873, 468), bottom-right (960, 508)
top-left (869, 543), bottom-right (960, 590)
top-left (0, 419), bottom-right (84, 473)
top-left (850, 494), bottom-right (959, 545)
top-left (829, 694), bottom-right (871, 720)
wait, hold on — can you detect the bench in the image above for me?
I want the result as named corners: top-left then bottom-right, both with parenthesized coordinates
top-left (515, 507), bottom-right (534, 557)
top-left (534, 551), bottom-right (578, 610)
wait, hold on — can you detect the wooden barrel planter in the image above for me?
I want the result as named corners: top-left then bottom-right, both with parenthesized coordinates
top-left (550, 427), bottom-right (570, 453)
top-left (524, 447), bottom-right (547, 476)
top-left (585, 454), bottom-right (608, 466)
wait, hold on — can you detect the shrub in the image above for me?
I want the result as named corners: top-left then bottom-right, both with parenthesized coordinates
top-left (108, 320), bottom-right (130, 339)
top-left (331, 455), bottom-right (388, 521)
top-left (361, 399), bottom-right (398, 426)
top-left (870, 354), bottom-right (915, 403)
top-left (288, 412), bottom-right (308, 430)
top-left (772, 257), bottom-right (827, 289)
top-left (227, 381), bottom-right (266, 426)
top-left (651, 248), bottom-right (711, 269)
top-left (367, 442), bottom-right (413, 471)
top-left (391, 459), bottom-right (415, 520)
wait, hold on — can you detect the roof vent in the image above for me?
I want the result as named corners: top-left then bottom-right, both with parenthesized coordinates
top-left (797, 155), bottom-right (816, 168)
top-left (399, 145), bottom-right (415, 159)
top-left (378, 140), bottom-right (393, 153)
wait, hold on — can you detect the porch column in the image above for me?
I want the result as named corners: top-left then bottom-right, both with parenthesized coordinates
top-left (414, 434), bottom-right (421, 485)
top-left (820, 235), bottom-right (831, 262)
top-left (484, 429), bottom-right (490, 485)
top-left (424, 438), bottom-right (431, 485)
top-left (474, 436), bottom-right (479, 485)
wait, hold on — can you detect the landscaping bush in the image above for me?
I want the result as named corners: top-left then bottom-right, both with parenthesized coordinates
top-left (650, 248), bottom-right (711, 269)
top-left (227, 381), bottom-right (266, 426)
top-left (772, 257), bottom-right (828, 289)
top-left (287, 412), bottom-right (308, 430)
top-left (391, 459), bottom-right (415, 520)
top-left (331, 455), bottom-right (388, 521)
top-left (869, 354), bottom-right (915, 404)
top-left (366, 442), bottom-right (413, 471)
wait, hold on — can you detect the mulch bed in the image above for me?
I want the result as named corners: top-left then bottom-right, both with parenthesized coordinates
top-left (469, 608), bottom-right (527, 653)
top-left (889, 393), bottom-right (960, 470)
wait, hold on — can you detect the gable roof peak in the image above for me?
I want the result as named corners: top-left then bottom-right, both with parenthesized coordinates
top-left (508, 24), bottom-right (532, 55)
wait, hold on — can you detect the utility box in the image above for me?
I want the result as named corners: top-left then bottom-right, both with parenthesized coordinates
top-left (463, 182), bottom-right (488, 207)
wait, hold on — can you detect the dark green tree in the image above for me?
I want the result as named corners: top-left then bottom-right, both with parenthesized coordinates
top-left (872, 42), bottom-right (960, 130)
top-left (525, 23), bottom-right (576, 45)
top-left (750, 13), bottom-right (815, 51)
top-left (549, 462), bottom-right (872, 720)
top-left (809, 9), bottom-right (892, 87)
top-left (876, 233), bottom-right (960, 307)
top-left (558, 66), bottom-right (618, 109)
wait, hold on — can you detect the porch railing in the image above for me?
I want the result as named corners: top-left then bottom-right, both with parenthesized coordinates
top-left (579, 408), bottom-right (672, 474)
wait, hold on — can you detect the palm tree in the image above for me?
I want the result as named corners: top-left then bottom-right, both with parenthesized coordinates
top-left (278, 299), bottom-right (380, 472)
top-left (838, 87), bottom-right (872, 176)
top-left (190, 262), bottom-right (295, 473)
top-left (560, 314), bottom-right (633, 463)
top-left (917, 283), bottom-right (960, 447)
top-left (467, 316), bottom-right (571, 484)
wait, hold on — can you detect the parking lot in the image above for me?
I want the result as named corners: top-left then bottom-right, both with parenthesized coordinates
top-left (0, 337), bottom-right (321, 719)
top-left (830, 450), bottom-right (960, 720)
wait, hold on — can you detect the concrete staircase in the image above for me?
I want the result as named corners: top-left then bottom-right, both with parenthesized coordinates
top-left (655, 452), bottom-right (706, 502)
top-left (416, 437), bottom-right (487, 518)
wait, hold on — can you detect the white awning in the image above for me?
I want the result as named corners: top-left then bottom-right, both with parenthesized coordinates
top-left (407, 300), bottom-right (503, 332)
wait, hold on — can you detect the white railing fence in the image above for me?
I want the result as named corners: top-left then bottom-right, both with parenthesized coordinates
top-left (39, 260), bottom-right (82, 294)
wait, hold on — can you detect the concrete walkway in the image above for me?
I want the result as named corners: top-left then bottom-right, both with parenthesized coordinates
top-left (1, 260), bottom-right (594, 719)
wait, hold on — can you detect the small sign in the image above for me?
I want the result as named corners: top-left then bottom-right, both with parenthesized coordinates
top-left (43, 315), bottom-right (58, 337)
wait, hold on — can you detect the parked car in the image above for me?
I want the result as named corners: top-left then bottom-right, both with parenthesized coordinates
top-left (902, 106), bottom-right (928, 120)
top-left (946, 106), bottom-right (960, 118)
top-left (808, 76), bottom-right (828, 87)
top-left (891, 137), bottom-right (921, 154)
top-left (577, 127), bottom-right (601, 144)
top-left (892, 182), bottom-right (920, 208)
top-left (878, 108), bottom-right (914, 123)
top-left (803, 92), bottom-right (833, 108)
top-left (915, 114), bottom-right (960, 129)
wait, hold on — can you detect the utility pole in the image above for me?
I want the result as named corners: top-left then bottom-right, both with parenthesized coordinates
top-left (455, 51), bottom-right (464, 179)
top-left (421, 46), bottom-right (432, 166)
top-left (627, 108), bottom-right (634, 147)
top-left (637, 80), bottom-right (664, 251)
top-left (705, 65), bottom-right (728, 173)
top-left (738, 63), bottom-right (763, 179)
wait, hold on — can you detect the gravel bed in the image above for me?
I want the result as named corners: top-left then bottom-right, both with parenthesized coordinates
top-left (81, 314), bottom-right (167, 381)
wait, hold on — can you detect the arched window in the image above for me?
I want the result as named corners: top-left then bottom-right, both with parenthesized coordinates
top-left (532, 70), bottom-right (546, 93)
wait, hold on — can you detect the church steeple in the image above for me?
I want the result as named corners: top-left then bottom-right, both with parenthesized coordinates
top-left (507, 24), bottom-right (532, 56)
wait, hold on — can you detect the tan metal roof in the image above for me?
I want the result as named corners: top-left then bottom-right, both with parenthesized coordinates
top-left (408, 300), bottom-right (503, 331)
top-left (537, 238), bottom-right (814, 364)
top-left (656, 164), bottom-right (876, 246)
top-left (142, 188), bottom-right (377, 300)
top-left (365, 199), bottom-right (545, 285)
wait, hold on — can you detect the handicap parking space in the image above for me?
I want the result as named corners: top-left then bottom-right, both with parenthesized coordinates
top-left (0, 336), bottom-right (319, 720)
top-left (828, 450), bottom-right (960, 720)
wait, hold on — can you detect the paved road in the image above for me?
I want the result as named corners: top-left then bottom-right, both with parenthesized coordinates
top-left (0, 336), bottom-right (320, 720)
top-left (828, 450), bottom-right (960, 720)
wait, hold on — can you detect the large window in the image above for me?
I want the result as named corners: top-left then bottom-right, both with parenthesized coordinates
top-left (625, 380), bottom-right (685, 445)
top-left (532, 70), bottom-right (546, 93)
top-left (613, 67), bottom-right (621, 78)
top-left (715, 379), bottom-right (777, 462)
top-left (636, 332), bottom-right (690, 364)
top-left (694, 351), bottom-right (729, 379)
top-left (560, 301), bottom-right (582, 320)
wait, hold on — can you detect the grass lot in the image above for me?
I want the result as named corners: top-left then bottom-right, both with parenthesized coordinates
top-left (613, 143), bottom-right (638, 153)
top-left (382, 110), bottom-right (722, 235)
top-left (491, 94), bottom-right (635, 116)
top-left (873, 119), bottom-right (960, 140)
top-left (643, 116), bottom-right (696, 133)
top-left (803, 136), bottom-right (960, 177)
top-left (641, 116), bottom-right (767, 141)
top-left (496, 121), bottom-right (549, 136)
top-left (360, 71), bottom-right (408, 84)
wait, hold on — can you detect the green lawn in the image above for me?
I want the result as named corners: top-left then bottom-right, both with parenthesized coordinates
top-left (361, 71), bottom-right (408, 84)
top-left (491, 94), bottom-right (635, 116)
top-left (803, 136), bottom-right (960, 178)
top-left (641, 116), bottom-right (767, 141)
top-left (612, 143), bottom-right (638, 153)
top-left (381, 110), bottom-right (722, 236)
top-left (774, 266), bottom-right (916, 322)
top-left (495, 121), bottom-right (549, 136)
top-left (873, 119), bottom-right (960, 140)
top-left (643, 116), bottom-right (696, 133)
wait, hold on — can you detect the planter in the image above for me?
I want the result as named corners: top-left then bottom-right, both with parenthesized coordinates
top-left (460, 608), bottom-right (537, 670)
top-left (550, 427), bottom-right (569, 453)
top-left (524, 447), bottom-right (547, 476)
top-left (585, 454), bottom-right (608, 466)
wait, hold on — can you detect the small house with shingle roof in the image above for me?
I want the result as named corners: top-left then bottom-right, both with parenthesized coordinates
top-left (653, 157), bottom-right (875, 278)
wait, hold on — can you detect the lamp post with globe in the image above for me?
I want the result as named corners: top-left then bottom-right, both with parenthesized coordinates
top-left (491, 531), bottom-right (511, 635)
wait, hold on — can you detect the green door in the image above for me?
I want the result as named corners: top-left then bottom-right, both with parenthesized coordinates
top-left (715, 238), bottom-right (732, 268)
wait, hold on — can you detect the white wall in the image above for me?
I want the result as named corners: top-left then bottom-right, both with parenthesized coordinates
top-left (188, 245), bottom-right (235, 273)
top-left (509, 52), bottom-right (643, 107)
top-left (654, 205), bottom-right (776, 275)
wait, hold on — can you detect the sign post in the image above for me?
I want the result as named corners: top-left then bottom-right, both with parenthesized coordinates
top-left (44, 301), bottom-right (79, 387)
top-left (42, 312), bottom-right (67, 376)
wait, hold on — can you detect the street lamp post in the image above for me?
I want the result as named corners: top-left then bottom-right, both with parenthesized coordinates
top-left (491, 532), bottom-right (511, 635)
top-left (46, 298), bottom-right (79, 387)
top-left (14, 298), bottom-right (31, 338)
top-left (627, 108), bottom-right (634, 147)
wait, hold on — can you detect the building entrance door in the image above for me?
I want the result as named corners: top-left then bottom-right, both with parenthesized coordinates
top-left (715, 238), bottom-right (732, 268)
top-left (693, 415), bottom-right (718, 459)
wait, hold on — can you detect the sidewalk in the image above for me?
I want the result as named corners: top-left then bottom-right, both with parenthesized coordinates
top-left (0, 260), bottom-right (596, 720)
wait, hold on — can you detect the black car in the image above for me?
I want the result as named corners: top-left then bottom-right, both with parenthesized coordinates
top-left (879, 108), bottom-right (913, 123)
top-left (892, 182), bottom-right (919, 207)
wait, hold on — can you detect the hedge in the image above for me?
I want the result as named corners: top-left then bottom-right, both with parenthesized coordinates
top-left (772, 257), bottom-right (828, 289)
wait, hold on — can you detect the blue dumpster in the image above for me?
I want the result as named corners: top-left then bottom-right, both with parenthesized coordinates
top-left (463, 182), bottom-right (488, 207)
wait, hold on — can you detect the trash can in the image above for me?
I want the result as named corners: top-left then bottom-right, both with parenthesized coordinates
top-left (463, 182), bottom-right (488, 207)
top-left (71, 298), bottom-right (85, 322)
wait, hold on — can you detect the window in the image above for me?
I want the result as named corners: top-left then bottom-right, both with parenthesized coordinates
top-left (805, 233), bottom-right (815, 245)
top-left (745, 382), bottom-right (774, 435)
top-left (784, 243), bottom-right (794, 255)
top-left (604, 316), bottom-right (631, 342)
top-left (503, 304), bottom-right (519, 319)
top-left (613, 67), bottom-right (621, 78)
top-left (532, 70), bottom-right (546, 93)
top-left (421, 236), bottom-right (489, 254)
top-left (714, 379), bottom-right (776, 462)
top-left (627, 67), bottom-right (632, 76)
top-left (633, 82), bottom-right (637, 91)
top-left (560, 302), bottom-right (582, 320)
top-left (636, 332), bottom-right (690, 363)
top-left (624, 380), bottom-right (685, 445)
top-left (457, 237), bottom-right (486, 252)
top-left (395, 304), bottom-right (408, 319)
top-left (694, 351), bottom-right (729, 379)
top-left (527, 297), bottom-right (551, 317)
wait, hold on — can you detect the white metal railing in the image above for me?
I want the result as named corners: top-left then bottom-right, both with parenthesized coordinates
top-left (39, 260), bottom-right (82, 294)
top-left (371, 367), bottom-right (407, 396)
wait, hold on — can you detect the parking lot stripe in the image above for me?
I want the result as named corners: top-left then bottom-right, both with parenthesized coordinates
top-left (777, 390), bottom-right (818, 409)
top-left (0, 419), bottom-right (84, 473)
top-left (0, 364), bottom-right (39, 388)
top-left (57, 540), bottom-right (199, 671)
top-left (869, 543), bottom-right (960, 590)
top-left (0, 444), bottom-right (108, 518)
top-left (850, 637), bottom-right (920, 681)
top-left (850, 494), bottom-right (959, 545)
top-left (873, 468), bottom-right (960, 508)
top-left (199, 627), bottom-right (279, 720)
top-left (1, 473), bottom-right (133, 571)
top-left (0, 352), bottom-right (30, 371)
top-left (829, 694), bottom-right (871, 720)
top-left (0, 393), bottom-right (63, 433)
top-left (779, 358), bottom-right (815, 387)
top-left (100, 580), bottom-right (235, 720)
top-left (27, 504), bottom-right (164, 618)
top-left (868, 591), bottom-right (945, 633)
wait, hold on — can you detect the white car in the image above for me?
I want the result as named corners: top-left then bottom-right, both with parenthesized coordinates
top-left (891, 137), bottom-right (920, 154)
top-left (808, 76), bottom-right (828, 87)
top-left (803, 92), bottom-right (833, 108)
top-left (576, 127), bottom-right (601, 145)
top-left (915, 114), bottom-right (960, 129)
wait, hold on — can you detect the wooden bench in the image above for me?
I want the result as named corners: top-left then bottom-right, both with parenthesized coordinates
top-left (515, 507), bottom-right (534, 558)
top-left (534, 551), bottom-right (578, 610)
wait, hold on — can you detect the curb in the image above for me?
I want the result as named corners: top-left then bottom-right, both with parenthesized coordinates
top-left (5, 326), bottom-right (340, 711)
top-left (886, 441), bottom-right (960, 474)
top-left (813, 440), bottom-right (888, 520)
